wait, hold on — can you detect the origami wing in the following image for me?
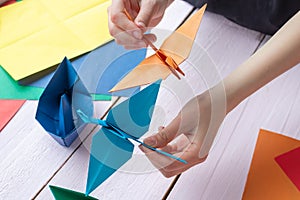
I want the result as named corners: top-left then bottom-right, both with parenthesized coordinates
top-left (85, 80), bottom-right (161, 195)
top-left (36, 57), bottom-right (93, 147)
top-left (86, 128), bottom-right (134, 195)
top-left (110, 4), bottom-right (206, 92)
top-left (106, 79), bottom-right (161, 138)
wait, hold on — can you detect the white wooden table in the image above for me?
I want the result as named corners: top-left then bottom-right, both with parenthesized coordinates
top-left (1, 1), bottom-right (300, 199)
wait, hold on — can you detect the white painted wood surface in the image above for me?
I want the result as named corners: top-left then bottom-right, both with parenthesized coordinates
top-left (168, 20), bottom-right (300, 200)
top-left (3, 1), bottom-right (296, 200)
top-left (0, 100), bottom-right (113, 199)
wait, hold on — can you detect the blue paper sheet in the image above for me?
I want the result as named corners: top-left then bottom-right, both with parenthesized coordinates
top-left (20, 41), bottom-right (146, 97)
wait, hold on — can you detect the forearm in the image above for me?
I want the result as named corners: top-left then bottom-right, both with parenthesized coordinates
top-left (224, 11), bottom-right (300, 113)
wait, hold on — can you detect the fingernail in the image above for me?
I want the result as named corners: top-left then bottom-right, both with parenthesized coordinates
top-left (144, 137), bottom-right (156, 146)
top-left (150, 35), bottom-right (157, 43)
top-left (133, 30), bottom-right (142, 39)
top-left (137, 21), bottom-right (146, 29)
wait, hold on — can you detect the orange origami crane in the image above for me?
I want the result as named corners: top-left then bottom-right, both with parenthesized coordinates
top-left (110, 4), bottom-right (207, 92)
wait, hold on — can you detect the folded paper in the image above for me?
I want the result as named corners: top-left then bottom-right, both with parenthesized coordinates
top-left (0, 64), bottom-right (109, 101)
top-left (20, 41), bottom-right (146, 97)
top-left (78, 80), bottom-right (186, 195)
top-left (49, 185), bottom-right (98, 200)
top-left (275, 146), bottom-right (300, 191)
top-left (0, 65), bottom-right (44, 100)
top-left (35, 57), bottom-right (93, 147)
top-left (0, 0), bottom-right (112, 80)
top-left (242, 129), bottom-right (300, 200)
top-left (110, 4), bottom-right (206, 92)
top-left (0, 99), bottom-right (25, 131)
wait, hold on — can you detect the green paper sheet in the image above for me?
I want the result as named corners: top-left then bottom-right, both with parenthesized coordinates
top-left (50, 185), bottom-right (98, 200)
top-left (0, 66), bottom-right (111, 101)
top-left (0, 65), bottom-right (44, 100)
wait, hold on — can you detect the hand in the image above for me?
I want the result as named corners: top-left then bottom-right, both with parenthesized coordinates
top-left (108, 0), bottom-right (174, 49)
top-left (139, 89), bottom-right (226, 177)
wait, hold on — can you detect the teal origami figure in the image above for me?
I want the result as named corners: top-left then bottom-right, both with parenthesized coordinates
top-left (36, 57), bottom-right (93, 147)
top-left (77, 80), bottom-right (187, 195)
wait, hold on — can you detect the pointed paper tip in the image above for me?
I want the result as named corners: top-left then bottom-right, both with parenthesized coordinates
top-left (155, 79), bottom-right (162, 85)
top-left (85, 183), bottom-right (92, 196)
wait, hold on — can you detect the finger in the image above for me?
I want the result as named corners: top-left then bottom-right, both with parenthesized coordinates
top-left (139, 145), bottom-right (175, 170)
top-left (134, 0), bottom-right (156, 31)
top-left (122, 33), bottom-right (156, 49)
top-left (158, 126), bottom-right (165, 131)
top-left (124, 0), bottom-right (139, 19)
top-left (144, 116), bottom-right (181, 148)
top-left (140, 143), bottom-right (207, 177)
top-left (162, 143), bottom-right (207, 172)
top-left (108, 19), bottom-right (144, 46)
top-left (110, 0), bottom-right (143, 39)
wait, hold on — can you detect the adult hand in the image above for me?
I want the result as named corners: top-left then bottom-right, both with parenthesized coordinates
top-left (139, 88), bottom-right (226, 177)
top-left (108, 0), bottom-right (174, 49)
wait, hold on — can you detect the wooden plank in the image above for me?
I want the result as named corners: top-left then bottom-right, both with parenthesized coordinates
top-left (168, 17), bottom-right (300, 200)
top-left (34, 1), bottom-right (195, 199)
top-left (0, 100), bottom-right (114, 200)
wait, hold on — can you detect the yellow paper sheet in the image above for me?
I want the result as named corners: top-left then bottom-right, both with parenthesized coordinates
top-left (0, 0), bottom-right (112, 80)
top-left (242, 129), bottom-right (300, 200)
top-left (110, 4), bottom-right (206, 92)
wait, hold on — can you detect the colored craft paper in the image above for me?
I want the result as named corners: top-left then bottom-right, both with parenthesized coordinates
top-left (78, 80), bottom-right (186, 195)
top-left (0, 65), bottom-right (44, 100)
top-left (0, 100), bottom-right (25, 131)
top-left (0, 0), bottom-right (20, 7)
top-left (49, 185), bottom-right (98, 200)
top-left (35, 58), bottom-right (94, 147)
top-left (275, 146), bottom-right (300, 191)
top-left (19, 53), bottom-right (87, 88)
top-left (0, 64), bottom-right (109, 101)
top-left (242, 129), bottom-right (300, 200)
top-left (0, 0), bottom-right (112, 80)
top-left (110, 4), bottom-right (206, 92)
top-left (76, 41), bottom-right (146, 97)
top-left (21, 41), bottom-right (146, 97)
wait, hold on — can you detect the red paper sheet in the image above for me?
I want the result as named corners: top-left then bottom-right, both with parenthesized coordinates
top-left (0, 100), bottom-right (25, 131)
top-left (275, 146), bottom-right (300, 191)
top-left (0, 0), bottom-right (17, 7)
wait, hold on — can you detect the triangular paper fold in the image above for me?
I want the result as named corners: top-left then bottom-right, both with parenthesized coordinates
top-left (85, 80), bottom-right (161, 195)
top-left (0, 99), bottom-right (25, 131)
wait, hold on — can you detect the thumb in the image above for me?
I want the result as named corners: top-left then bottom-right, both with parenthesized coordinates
top-left (144, 116), bottom-right (181, 148)
top-left (134, 1), bottom-right (156, 30)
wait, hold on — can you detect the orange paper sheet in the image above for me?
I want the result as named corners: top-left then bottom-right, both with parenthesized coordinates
top-left (110, 4), bottom-right (206, 92)
top-left (242, 129), bottom-right (300, 200)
